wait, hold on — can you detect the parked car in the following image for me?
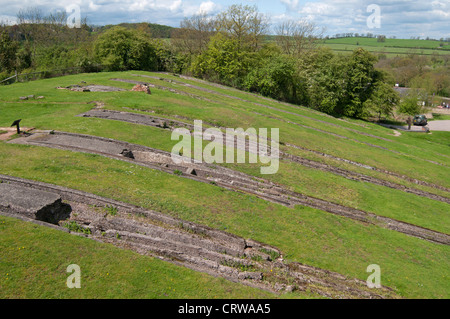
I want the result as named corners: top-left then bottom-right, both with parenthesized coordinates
top-left (413, 114), bottom-right (428, 126)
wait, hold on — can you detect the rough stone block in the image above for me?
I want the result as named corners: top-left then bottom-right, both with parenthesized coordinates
top-left (131, 84), bottom-right (151, 94)
top-left (0, 183), bottom-right (70, 224)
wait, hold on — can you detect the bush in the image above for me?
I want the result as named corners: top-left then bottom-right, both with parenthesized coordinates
top-left (190, 33), bottom-right (252, 85)
top-left (244, 49), bottom-right (298, 102)
top-left (0, 31), bottom-right (18, 73)
top-left (94, 26), bottom-right (157, 71)
top-left (0, 71), bottom-right (14, 84)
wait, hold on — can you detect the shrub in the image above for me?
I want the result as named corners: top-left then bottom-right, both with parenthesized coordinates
top-left (94, 26), bottom-right (157, 71)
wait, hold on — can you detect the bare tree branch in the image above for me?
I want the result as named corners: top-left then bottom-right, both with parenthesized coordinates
top-left (275, 20), bottom-right (323, 56)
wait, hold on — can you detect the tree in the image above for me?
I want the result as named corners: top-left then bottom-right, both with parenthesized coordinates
top-left (363, 82), bottom-right (400, 120)
top-left (340, 48), bottom-right (378, 117)
top-left (190, 32), bottom-right (254, 85)
top-left (246, 8), bottom-right (270, 51)
top-left (16, 7), bottom-right (43, 59)
top-left (377, 35), bottom-right (386, 42)
top-left (298, 47), bottom-right (388, 118)
top-left (15, 6), bottom-right (92, 69)
top-left (275, 20), bottom-right (323, 56)
top-left (16, 43), bottom-right (32, 71)
top-left (0, 31), bottom-right (18, 73)
top-left (432, 72), bottom-right (450, 97)
top-left (215, 4), bottom-right (269, 52)
top-left (298, 47), bottom-right (347, 114)
top-left (172, 13), bottom-right (216, 55)
top-left (398, 90), bottom-right (425, 129)
top-left (93, 26), bottom-right (157, 71)
top-left (243, 44), bottom-right (299, 102)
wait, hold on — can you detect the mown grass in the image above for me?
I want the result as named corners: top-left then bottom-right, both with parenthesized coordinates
top-left (125, 72), bottom-right (450, 180)
top-left (228, 159), bottom-right (450, 235)
top-left (0, 215), bottom-right (280, 299)
top-left (0, 72), bottom-right (448, 232)
top-left (0, 71), bottom-right (449, 299)
top-left (0, 143), bottom-right (448, 298)
top-left (0, 98), bottom-right (448, 234)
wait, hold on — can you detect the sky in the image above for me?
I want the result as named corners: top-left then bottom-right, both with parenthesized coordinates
top-left (0, 0), bottom-right (449, 39)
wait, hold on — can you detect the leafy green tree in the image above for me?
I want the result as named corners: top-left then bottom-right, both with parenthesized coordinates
top-left (190, 32), bottom-right (253, 85)
top-left (363, 82), bottom-right (400, 120)
top-left (94, 26), bottom-right (157, 71)
top-left (243, 45), bottom-right (298, 102)
top-left (398, 90), bottom-right (425, 129)
top-left (16, 44), bottom-right (32, 71)
top-left (340, 48), bottom-right (378, 117)
top-left (151, 39), bottom-right (174, 72)
top-left (0, 31), bottom-right (18, 73)
top-left (298, 47), bottom-right (347, 114)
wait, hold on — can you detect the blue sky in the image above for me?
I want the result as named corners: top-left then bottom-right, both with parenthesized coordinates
top-left (0, 0), bottom-right (449, 39)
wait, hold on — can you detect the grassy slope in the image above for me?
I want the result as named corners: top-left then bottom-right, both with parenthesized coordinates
top-left (0, 215), bottom-right (279, 299)
top-left (0, 71), bottom-right (449, 298)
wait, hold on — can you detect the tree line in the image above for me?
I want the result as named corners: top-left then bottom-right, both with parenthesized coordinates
top-left (2, 4), bottom-right (447, 120)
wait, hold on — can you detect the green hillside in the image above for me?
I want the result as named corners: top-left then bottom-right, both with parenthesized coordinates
top-left (0, 71), bottom-right (449, 299)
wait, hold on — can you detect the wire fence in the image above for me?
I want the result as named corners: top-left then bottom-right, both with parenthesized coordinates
top-left (0, 64), bottom-right (104, 85)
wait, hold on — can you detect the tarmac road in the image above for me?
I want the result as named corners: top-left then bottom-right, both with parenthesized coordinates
top-left (427, 120), bottom-right (450, 131)
top-left (380, 120), bottom-right (450, 132)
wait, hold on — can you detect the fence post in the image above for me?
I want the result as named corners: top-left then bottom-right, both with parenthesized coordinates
top-left (15, 70), bottom-right (17, 83)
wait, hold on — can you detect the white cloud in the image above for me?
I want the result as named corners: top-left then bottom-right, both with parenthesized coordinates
top-left (0, 14), bottom-right (17, 25)
top-left (431, 0), bottom-right (447, 9)
top-left (170, 0), bottom-right (183, 12)
top-left (198, 1), bottom-right (218, 15)
top-left (280, 0), bottom-right (299, 11)
top-left (88, 1), bottom-right (101, 11)
top-left (285, 0), bottom-right (450, 38)
top-left (0, 0), bottom-right (448, 38)
top-left (127, 0), bottom-right (183, 13)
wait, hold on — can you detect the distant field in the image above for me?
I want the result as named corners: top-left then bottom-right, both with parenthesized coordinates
top-left (322, 37), bottom-right (450, 57)
top-left (324, 37), bottom-right (448, 49)
top-left (263, 36), bottom-right (450, 57)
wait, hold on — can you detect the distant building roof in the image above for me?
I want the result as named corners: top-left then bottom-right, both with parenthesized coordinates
top-left (393, 87), bottom-right (428, 98)
top-left (393, 87), bottom-right (411, 97)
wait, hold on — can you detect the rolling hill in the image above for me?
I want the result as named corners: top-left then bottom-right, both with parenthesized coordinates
top-left (0, 71), bottom-right (449, 299)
